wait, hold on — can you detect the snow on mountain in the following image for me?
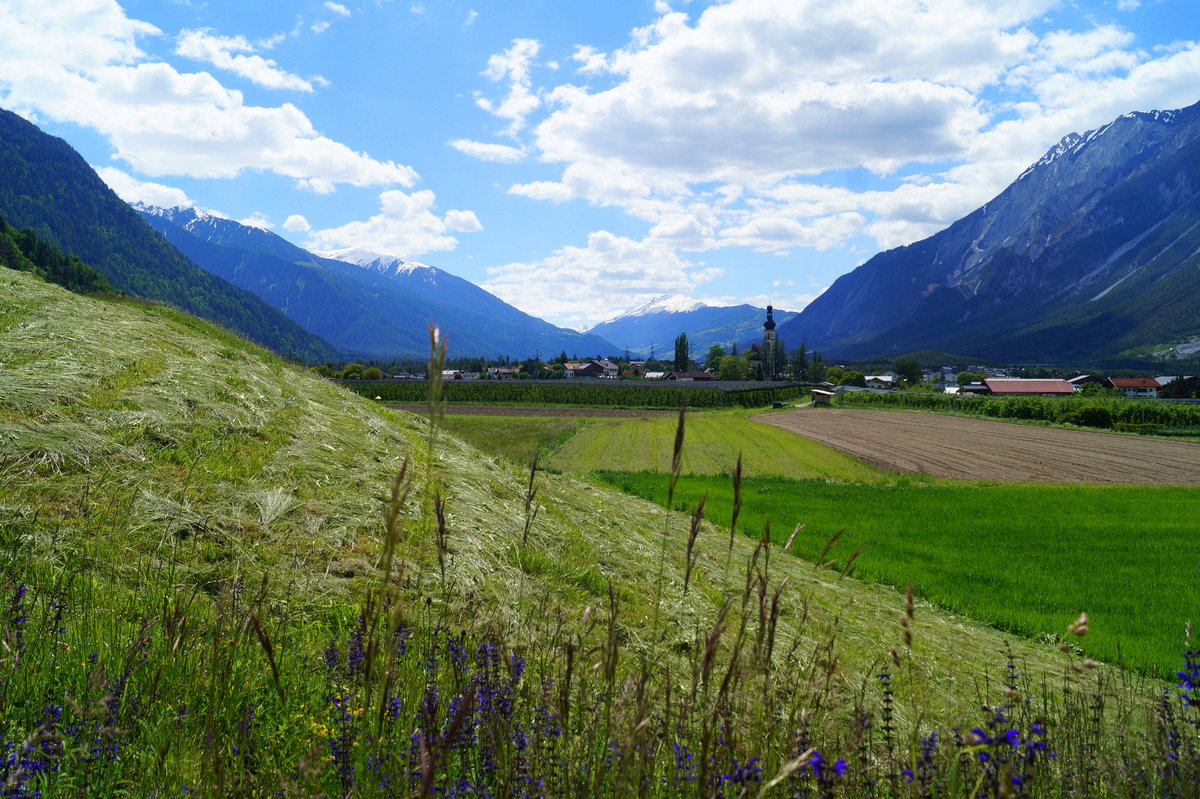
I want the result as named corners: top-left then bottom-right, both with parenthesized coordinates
top-left (606, 294), bottom-right (712, 323)
top-left (314, 247), bottom-right (434, 278)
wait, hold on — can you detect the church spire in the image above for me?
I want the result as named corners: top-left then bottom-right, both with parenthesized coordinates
top-left (763, 303), bottom-right (776, 332)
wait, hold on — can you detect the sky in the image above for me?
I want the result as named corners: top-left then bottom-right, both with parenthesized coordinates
top-left (2, 1), bottom-right (1199, 331)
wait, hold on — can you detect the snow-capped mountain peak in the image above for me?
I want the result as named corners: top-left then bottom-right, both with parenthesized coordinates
top-left (315, 247), bottom-right (435, 277)
top-left (609, 294), bottom-right (708, 323)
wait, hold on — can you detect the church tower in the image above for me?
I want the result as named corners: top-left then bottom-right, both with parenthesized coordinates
top-left (762, 304), bottom-right (777, 380)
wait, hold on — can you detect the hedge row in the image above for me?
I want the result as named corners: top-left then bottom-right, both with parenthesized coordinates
top-left (835, 391), bottom-right (1200, 429)
top-left (341, 379), bottom-right (803, 409)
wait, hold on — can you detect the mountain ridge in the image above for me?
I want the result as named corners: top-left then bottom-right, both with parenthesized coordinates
top-left (777, 101), bottom-right (1200, 361)
top-left (137, 205), bottom-right (621, 360)
top-left (0, 108), bottom-right (338, 362)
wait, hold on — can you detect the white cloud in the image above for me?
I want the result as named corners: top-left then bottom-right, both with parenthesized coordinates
top-left (324, 2), bottom-right (351, 17)
top-left (482, 230), bottom-right (722, 328)
top-left (238, 211), bottom-right (272, 229)
top-left (0, 2), bottom-right (419, 192)
top-left (485, 0), bottom-right (1200, 267)
top-left (304, 189), bottom-right (481, 258)
top-left (448, 139), bottom-right (526, 163)
top-left (475, 39), bottom-right (541, 135)
top-left (571, 45), bottom-right (610, 75)
top-left (93, 165), bottom-right (194, 208)
top-left (444, 209), bottom-right (483, 233)
top-left (283, 214), bottom-right (312, 232)
top-left (176, 29), bottom-right (318, 92)
top-left (464, 10), bottom-right (479, 27)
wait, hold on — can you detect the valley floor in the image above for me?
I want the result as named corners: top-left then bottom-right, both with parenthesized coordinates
top-left (757, 407), bottom-right (1200, 484)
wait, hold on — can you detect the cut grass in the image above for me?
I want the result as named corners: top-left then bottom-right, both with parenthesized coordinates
top-left (594, 470), bottom-right (1200, 674)
top-left (435, 414), bottom-right (589, 465)
top-left (545, 412), bottom-right (885, 481)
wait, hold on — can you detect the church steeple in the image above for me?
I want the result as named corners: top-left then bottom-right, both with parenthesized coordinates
top-left (762, 303), bottom-right (778, 379)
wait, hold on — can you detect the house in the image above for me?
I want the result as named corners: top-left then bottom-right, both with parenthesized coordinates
top-left (1067, 375), bottom-right (1105, 390)
top-left (486, 367), bottom-right (518, 378)
top-left (664, 371), bottom-right (713, 382)
top-left (564, 361), bottom-right (605, 378)
top-left (595, 358), bottom-right (620, 377)
top-left (865, 374), bottom-right (898, 390)
top-left (983, 378), bottom-right (1075, 396)
top-left (1105, 377), bottom-right (1161, 398)
top-left (959, 382), bottom-right (991, 395)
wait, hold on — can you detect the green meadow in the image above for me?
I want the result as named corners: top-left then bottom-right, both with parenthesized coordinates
top-left (591, 471), bottom-right (1200, 675)
top-left (442, 408), bottom-right (1200, 675)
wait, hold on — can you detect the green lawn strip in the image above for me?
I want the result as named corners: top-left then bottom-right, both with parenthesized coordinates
top-left (435, 415), bottom-right (597, 465)
top-left (546, 413), bottom-right (885, 481)
top-left (594, 470), bottom-right (1200, 674)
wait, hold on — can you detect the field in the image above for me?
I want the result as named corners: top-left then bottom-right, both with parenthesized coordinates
top-left (545, 412), bottom-right (883, 480)
top-left (433, 404), bottom-right (1200, 672)
top-left (760, 408), bottom-right (1200, 484)
top-left (594, 471), bottom-right (1200, 673)
top-left (6, 267), bottom-right (1200, 796)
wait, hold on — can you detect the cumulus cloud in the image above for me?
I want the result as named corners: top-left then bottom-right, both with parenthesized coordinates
top-left (484, 0), bottom-right (1200, 271)
top-left (304, 189), bottom-right (482, 258)
top-left (238, 211), bottom-right (272, 229)
top-left (93, 165), bottom-right (194, 208)
top-left (448, 139), bottom-right (526, 163)
top-left (0, 0), bottom-right (416, 192)
top-left (283, 214), bottom-right (312, 232)
top-left (324, 2), bottom-right (351, 17)
top-left (176, 29), bottom-right (318, 91)
top-left (482, 230), bottom-right (722, 328)
top-left (475, 38), bottom-right (541, 135)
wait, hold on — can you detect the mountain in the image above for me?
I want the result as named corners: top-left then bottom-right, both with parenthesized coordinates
top-left (137, 205), bottom-right (619, 359)
top-left (778, 102), bottom-right (1200, 363)
top-left (0, 108), bottom-right (337, 363)
top-left (586, 295), bottom-right (797, 357)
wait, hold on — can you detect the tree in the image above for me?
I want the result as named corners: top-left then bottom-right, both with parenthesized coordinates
top-left (841, 370), bottom-right (867, 387)
top-left (674, 332), bottom-right (690, 373)
top-left (825, 365), bottom-right (845, 384)
top-left (809, 351), bottom-right (826, 383)
top-left (718, 356), bottom-right (751, 381)
top-left (791, 343), bottom-right (809, 381)
top-left (362, 366), bottom-right (384, 380)
top-left (956, 371), bottom-right (985, 386)
top-left (773, 337), bottom-right (788, 380)
top-left (340, 363), bottom-right (364, 380)
top-left (705, 343), bottom-right (726, 373)
top-left (893, 355), bottom-right (922, 386)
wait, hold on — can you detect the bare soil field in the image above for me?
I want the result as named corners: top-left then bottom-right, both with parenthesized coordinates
top-left (385, 403), bottom-right (676, 418)
top-left (758, 408), bottom-right (1200, 484)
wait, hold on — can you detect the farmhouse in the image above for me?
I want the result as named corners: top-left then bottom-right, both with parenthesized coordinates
top-left (865, 374), bottom-right (898, 390)
top-left (563, 361), bottom-right (605, 378)
top-left (983, 378), bottom-right (1075, 397)
top-left (1105, 377), bottom-right (1161, 398)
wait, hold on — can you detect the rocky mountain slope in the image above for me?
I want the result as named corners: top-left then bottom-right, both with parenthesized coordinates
top-left (139, 205), bottom-right (619, 360)
top-left (778, 102), bottom-right (1200, 362)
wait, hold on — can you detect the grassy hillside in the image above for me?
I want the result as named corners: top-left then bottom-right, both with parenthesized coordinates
top-left (2, 266), bottom-right (1193, 795)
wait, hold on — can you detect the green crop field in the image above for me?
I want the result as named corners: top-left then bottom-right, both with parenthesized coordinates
top-left (543, 413), bottom-right (884, 481)
top-left (594, 470), bottom-right (1200, 674)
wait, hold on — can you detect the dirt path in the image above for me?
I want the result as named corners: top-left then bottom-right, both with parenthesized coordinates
top-left (757, 408), bottom-right (1200, 484)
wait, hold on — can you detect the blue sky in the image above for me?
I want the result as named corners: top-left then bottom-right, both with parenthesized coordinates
top-left (2, 0), bottom-right (1198, 330)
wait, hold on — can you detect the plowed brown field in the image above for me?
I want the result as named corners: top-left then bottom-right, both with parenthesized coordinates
top-left (757, 408), bottom-right (1200, 484)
